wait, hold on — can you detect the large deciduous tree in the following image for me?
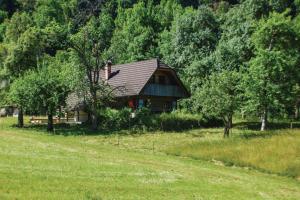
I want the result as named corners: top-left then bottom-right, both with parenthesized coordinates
top-left (9, 56), bottom-right (73, 131)
top-left (108, 1), bottom-right (159, 63)
top-left (196, 70), bottom-right (241, 137)
top-left (160, 6), bottom-right (219, 75)
top-left (70, 11), bottom-right (115, 130)
top-left (2, 12), bottom-right (36, 127)
top-left (243, 11), bottom-right (300, 131)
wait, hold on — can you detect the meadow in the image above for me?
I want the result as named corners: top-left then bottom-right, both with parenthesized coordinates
top-left (166, 128), bottom-right (300, 178)
top-left (0, 117), bottom-right (300, 199)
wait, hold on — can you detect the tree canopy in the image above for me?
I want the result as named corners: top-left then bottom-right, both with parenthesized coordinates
top-left (0, 0), bottom-right (299, 132)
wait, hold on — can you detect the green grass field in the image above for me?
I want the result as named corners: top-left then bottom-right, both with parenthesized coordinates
top-left (166, 129), bottom-right (300, 178)
top-left (0, 117), bottom-right (300, 199)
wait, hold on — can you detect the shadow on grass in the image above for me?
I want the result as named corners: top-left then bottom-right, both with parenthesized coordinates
top-left (235, 121), bottom-right (300, 130)
top-left (15, 123), bottom-right (110, 136)
top-left (234, 121), bottom-right (300, 139)
top-left (16, 122), bottom-right (222, 136)
top-left (21, 124), bottom-right (201, 136)
top-left (14, 116), bottom-right (224, 136)
top-left (10, 118), bottom-right (299, 137)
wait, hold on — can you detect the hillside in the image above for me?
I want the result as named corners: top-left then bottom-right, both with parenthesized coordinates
top-left (1, 118), bottom-right (300, 199)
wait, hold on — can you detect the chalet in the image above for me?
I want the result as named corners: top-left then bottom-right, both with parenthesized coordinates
top-left (68, 58), bottom-right (189, 122)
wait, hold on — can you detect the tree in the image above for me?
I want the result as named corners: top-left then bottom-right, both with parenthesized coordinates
top-left (196, 70), bottom-right (241, 137)
top-left (155, 0), bottom-right (183, 30)
top-left (159, 6), bottom-right (219, 111)
top-left (7, 75), bottom-right (32, 127)
top-left (1, 6), bottom-right (73, 126)
top-left (0, 10), bottom-right (8, 42)
top-left (160, 6), bottom-right (219, 75)
top-left (109, 1), bottom-right (158, 63)
top-left (73, 0), bottom-right (106, 28)
top-left (243, 11), bottom-right (300, 131)
top-left (291, 84), bottom-right (300, 120)
top-left (293, 13), bottom-right (300, 120)
top-left (1, 12), bottom-right (36, 127)
top-left (4, 12), bottom-right (33, 43)
top-left (9, 56), bottom-right (72, 131)
top-left (70, 11), bottom-right (115, 130)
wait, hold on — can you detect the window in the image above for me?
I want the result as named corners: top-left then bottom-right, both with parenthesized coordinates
top-left (138, 99), bottom-right (144, 108)
top-left (158, 76), bottom-right (166, 84)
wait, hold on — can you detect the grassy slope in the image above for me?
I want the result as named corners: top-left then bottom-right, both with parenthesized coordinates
top-left (166, 129), bottom-right (300, 178)
top-left (0, 118), bottom-right (300, 199)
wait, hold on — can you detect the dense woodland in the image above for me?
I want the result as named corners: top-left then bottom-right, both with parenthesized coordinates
top-left (0, 0), bottom-right (300, 134)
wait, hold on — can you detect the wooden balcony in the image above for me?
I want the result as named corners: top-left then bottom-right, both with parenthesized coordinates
top-left (142, 84), bottom-right (185, 97)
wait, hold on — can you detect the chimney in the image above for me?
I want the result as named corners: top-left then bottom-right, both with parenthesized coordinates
top-left (105, 60), bottom-right (112, 80)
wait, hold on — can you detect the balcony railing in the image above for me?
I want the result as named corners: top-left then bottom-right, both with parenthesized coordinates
top-left (142, 84), bottom-right (185, 97)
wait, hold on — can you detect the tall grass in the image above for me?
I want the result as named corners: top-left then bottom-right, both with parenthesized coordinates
top-left (166, 129), bottom-right (300, 178)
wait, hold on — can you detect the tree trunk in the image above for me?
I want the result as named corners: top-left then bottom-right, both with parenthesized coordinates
top-left (223, 115), bottom-right (232, 138)
top-left (47, 113), bottom-right (54, 132)
top-left (18, 107), bottom-right (24, 128)
top-left (260, 109), bottom-right (268, 131)
top-left (295, 102), bottom-right (299, 120)
top-left (241, 111), bottom-right (245, 120)
top-left (91, 111), bottom-right (98, 131)
top-left (90, 89), bottom-right (98, 131)
top-left (228, 114), bottom-right (233, 129)
top-left (224, 126), bottom-right (229, 138)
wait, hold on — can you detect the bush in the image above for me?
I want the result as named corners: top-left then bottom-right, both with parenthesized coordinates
top-left (98, 107), bottom-right (132, 130)
top-left (98, 108), bottom-right (222, 132)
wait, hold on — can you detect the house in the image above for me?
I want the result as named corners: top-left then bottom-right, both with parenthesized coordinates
top-left (68, 58), bottom-right (189, 122)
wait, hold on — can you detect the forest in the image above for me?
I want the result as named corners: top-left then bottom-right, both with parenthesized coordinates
top-left (0, 0), bottom-right (300, 134)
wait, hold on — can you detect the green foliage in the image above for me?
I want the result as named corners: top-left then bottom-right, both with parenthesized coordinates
top-left (33, 0), bottom-right (67, 27)
top-left (155, 0), bottom-right (183, 29)
top-left (8, 72), bottom-right (33, 110)
top-left (196, 71), bottom-right (241, 118)
top-left (195, 70), bottom-right (241, 136)
top-left (42, 21), bottom-right (68, 55)
top-left (243, 12), bottom-right (300, 120)
top-left (160, 6), bottom-right (219, 74)
top-left (109, 1), bottom-right (158, 63)
top-left (0, 0), bottom-right (300, 132)
top-left (99, 107), bottom-right (132, 129)
top-left (70, 9), bottom-right (115, 130)
top-left (71, 11), bottom-right (114, 68)
top-left (4, 12), bottom-right (33, 43)
top-left (4, 26), bottom-right (44, 77)
top-left (8, 56), bottom-right (73, 116)
top-left (0, 10), bottom-right (8, 41)
top-left (98, 108), bottom-right (222, 131)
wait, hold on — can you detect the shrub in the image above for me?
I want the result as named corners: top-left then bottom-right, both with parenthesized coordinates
top-left (97, 108), bottom-right (222, 132)
top-left (99, 108), bottom-right (131, 130)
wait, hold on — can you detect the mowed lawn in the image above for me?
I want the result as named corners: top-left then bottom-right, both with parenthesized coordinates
top-left (0, 118), bottom-right (300, 199)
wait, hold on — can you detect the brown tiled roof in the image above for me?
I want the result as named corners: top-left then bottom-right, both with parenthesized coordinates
top-left (66, 59), bottom-right (189, 109)
top-left (101, 58), bottom-right (170, 97)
